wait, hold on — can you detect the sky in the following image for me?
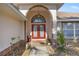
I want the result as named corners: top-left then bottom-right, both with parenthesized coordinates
top-left (59, 3), bottom-right (79, 13)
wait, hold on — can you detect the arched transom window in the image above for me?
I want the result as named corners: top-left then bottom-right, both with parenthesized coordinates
top-left (32, 15), bottom-right (46, 23)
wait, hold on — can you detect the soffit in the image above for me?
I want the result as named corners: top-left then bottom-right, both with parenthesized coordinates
top-left (14, 3), bottom-right (63, 10)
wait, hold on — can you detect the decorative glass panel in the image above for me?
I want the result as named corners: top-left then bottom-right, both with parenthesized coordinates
top-left (32, 15), bottom-right (46, 23)
top-left (40, 25), bottom-right (44, 37)
top-left (33, 25), bottom-right (37, 37)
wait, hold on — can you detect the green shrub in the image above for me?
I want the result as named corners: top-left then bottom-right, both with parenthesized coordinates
top-left (57, 31), bottom-right (65, 51)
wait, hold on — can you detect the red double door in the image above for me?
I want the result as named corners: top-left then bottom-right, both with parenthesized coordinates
top-left (32, 24), bottom-right (46, 39)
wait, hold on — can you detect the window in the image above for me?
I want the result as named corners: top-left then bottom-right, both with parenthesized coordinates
top-left (63, 30), bottom-right (74, 37)
top-left (59, 22), bottom-right (79, 39)
top-left (62, 23), bottom-right (74, 39)
top-left (32, 15), bottom-right (46, 23)
top-left (75, 23), bottom-right (79, 38)
top-left (63, 23), bottom-right (73, 29)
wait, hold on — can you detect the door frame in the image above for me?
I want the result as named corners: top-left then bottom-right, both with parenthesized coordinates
top-left (32, 23), bottom-right (46, 39)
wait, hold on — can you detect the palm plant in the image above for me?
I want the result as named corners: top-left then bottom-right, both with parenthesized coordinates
top-left (57, 31), bottom-right (65, 51)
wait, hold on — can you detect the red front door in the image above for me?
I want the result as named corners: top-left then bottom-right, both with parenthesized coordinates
top-left (32, 24), bottom-right (46, 39)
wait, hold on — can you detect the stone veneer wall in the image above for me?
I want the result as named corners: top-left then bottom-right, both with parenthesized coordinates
top-left (0, 40), bottom-right (26, 56)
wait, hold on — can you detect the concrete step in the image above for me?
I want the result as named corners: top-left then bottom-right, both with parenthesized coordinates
top-left (31, 41), bottom-right (46, 47)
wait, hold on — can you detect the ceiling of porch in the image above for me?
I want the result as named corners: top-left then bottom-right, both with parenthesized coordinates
top-left (14, 3), bottom-right (63, 10)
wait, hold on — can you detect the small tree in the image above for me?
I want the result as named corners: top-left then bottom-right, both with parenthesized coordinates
top-left (57, 31), bottom-right (65, 51)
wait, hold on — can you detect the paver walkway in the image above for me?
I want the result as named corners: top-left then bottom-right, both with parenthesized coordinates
top-left (22, 42), bottom-right (52, 56)
top-left (29, 45), bottom-right (49, 56)
top-left (22, 41), bottom-right (79, 56)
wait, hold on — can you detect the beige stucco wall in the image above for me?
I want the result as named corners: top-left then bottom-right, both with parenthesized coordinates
top-left (26, 5), bottom-right (57, 42)
top-left (0, 13), bottom-right (24, 52)
top-left (50, 10), bottom-right (57, 40)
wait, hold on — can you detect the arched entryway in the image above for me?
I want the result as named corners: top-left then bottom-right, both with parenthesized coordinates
top-left (26, 5), bottom-right (53, 42)
top-left (31, 14), bottom-right (46, 40)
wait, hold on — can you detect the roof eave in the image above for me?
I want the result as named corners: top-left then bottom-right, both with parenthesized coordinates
top-left (56, 3), bottom-right (64, 10)
top-left (7, 3), bottom-right (27, 21)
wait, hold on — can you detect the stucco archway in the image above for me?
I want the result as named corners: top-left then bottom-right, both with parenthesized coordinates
top-left (26, 5), bottom-right (53, 42)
